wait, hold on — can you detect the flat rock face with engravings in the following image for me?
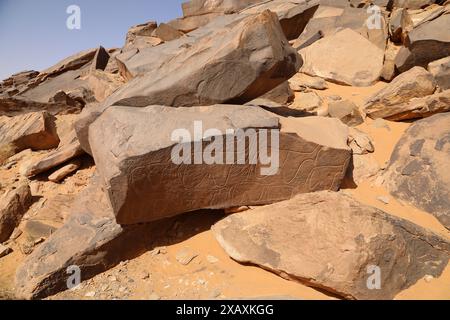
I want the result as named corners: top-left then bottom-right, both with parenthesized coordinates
top-left (212, 191), bottom-right (450, 300)
top-left (88, 105), bottom-right (351, 225)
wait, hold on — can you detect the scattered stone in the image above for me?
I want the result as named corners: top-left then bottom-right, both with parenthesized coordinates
top-left (290, 91), bottom-right (325, 115)
top-left (299, 28), bottom-right (384, 86)
top-left (328, 100), bottom-right (364, 127)
top-left (289, 73), bottom-right (328, 91)
top-left (0, 244), bottom-right (12, 258)
top-left (365, 67), bottom-right (436, 118)
top-left (213, 191), bottom-right (450, 299)
top-left (151, 23), bottom-right (184, 41)
top-left (85, 291), bottom-right (96, 297)
top-left (384, 113), bottom-right (450, 229)
top-left (88, 105), bottom-right (350, 224)
top-left (348, 128), bottom-right (375, 155)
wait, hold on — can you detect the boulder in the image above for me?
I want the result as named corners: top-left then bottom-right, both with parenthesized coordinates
top-left (389, 8), bottom-right (413, 43)
top-left (181, 0), bottom-right (265, 17)
top-left (15, 176), bottom-right (223, 299)
top-left (48, 160), bottom-right (81, 183)
top-left (395, 14), bottom-right (450, 73)
top-left (428, 56), bottom-right (450, 90)
top-left (0, 111), bottom-right (60, 163)
top-left (364, 66), bottom-right (437, 119)
top-left (290, 91), bottom-right (325, 115)
top-left (0, 183), bottom-right (32, 243)
top-left (240, 0), bottom-right (320, 40)
top-left (89, 46), bottom-right (110, 72)
top-left (104, 11), bottom-right (300, 108)
top-left (212, 191), bottom-right (450, 299)
top-left (328, 100), bottom-right (364, 127)
top-left (21, 131), bottom-right (84, 178)
top-left (124, 21), bottom-right (157, 47)
top-left (88, 105), bottom-right (351, 225)
top-left (151, 23), bottom-right (184, 41)
top-left (384, 113), bottom-right (450, 229)
top-left (299, 28), bottom-right (385, 86)
top-left (167, 13), bottom-right (222, 33)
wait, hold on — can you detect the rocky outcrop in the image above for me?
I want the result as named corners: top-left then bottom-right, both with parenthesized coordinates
top-left (88, 105), bottom-right (351, 225)
top-left (0, 183), bottom-right (32, 243)
top-left (212, 191), bottom-right (450, 299)
top-left (299, 28), bottom-right (385, 86)
top-left (384, 113), bottom-right (450, 229)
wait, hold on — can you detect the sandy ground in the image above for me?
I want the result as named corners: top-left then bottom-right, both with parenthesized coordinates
top-left (0, 81), bottom-right (449, 300)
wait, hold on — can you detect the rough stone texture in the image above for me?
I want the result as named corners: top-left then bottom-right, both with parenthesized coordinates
top-left (90, 46), bottom-right (110, 72)
top-left (290, 91), bottom-right (325, 115)
top-left (48, 160), bottom-right (81, 183)
top-left (15, 176), bottom-right (223, 299)
top-left (259, 81), bottom-right (294, 105)
top-left (299, 28), bottom-right (385, 86)
top-left (328, 100), bottom-right (364, 127)
top-left (212, 191), bottom-right (450, 300)
top-left (395, 14), bottom-right (450, 73)
top-left (428, 56), bottom-right (450, 90)
top-left (240, 0), bottom-right (320, 40)
top-left (0, 112), bottom-right (60, 163)
top-left (106, 11), bottom-right (301, 107)
top-left (124, 21), bottom-right (157, 47)
top-left (368, 89), bottom-right (450, 121)
top-left (0, 96), bottom-right (83, 117)
top-left (0, 183), bottom-right (32, 243)
top-left (389, 8), bottom-right (413, 44)
top-left (289, 73), bottom-right (328, 90)
top-left (381, 40), bottom-right (402, 81)
top-left (89, 105), bottom-right (351, 225)
top-left (21, 131), bottom-right (84, 178)
top-left (151, 23), bottom-right (184, 41)
top-left (364, 66), bottom-right (437, 119)
top-left (385, 113), bottom-right (450, 229)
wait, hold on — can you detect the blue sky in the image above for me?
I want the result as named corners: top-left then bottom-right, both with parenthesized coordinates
top-left (0, 0), bottom-right (184, 80)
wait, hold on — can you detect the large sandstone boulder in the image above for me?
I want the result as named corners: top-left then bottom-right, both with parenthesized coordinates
top-left (0, 111), bottom-right (60, 163)
top-left (89, 105), bottom-right (351, 225)
top-left (364, 66), bottom-right (437, 119)
top-left (395, 14), bottom-right (450, 73)
top-left (299, 28), bottom-right (385, 86)
top-left (15, 177), bottom-right (223, 299)
top-left (0, 183), bottom-right (32, 243)
top-left (212, 191), bottom-right (450, 299)
top-left (181, 0), bottom-right (264, 17)
top-left (384, 113), bottom-right (450, 229)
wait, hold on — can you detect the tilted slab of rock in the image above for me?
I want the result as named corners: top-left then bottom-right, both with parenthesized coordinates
top-left (0, 183), bottom-right (32, 243)
top-left (0, 112), bottom-right (59, 163)
top-left (212, 191), bottom-right (450, 299)
top-left (366, 89), bottom-right (450, 121)
top-left (299, 28), bottom-right (385, 86)
top-left (105, 11), bottom-right (301, 108)
top-left (428, 56), bottom-right (450, 90)
top-left (15, 176), bottom-right (222, 299)
top-left (384, 113), bottom-right (450, 229)
top-left (181, 0), bottom-right (265, 17)
top-left (364, 66), bottom-right (437, 119)
top-left (89, 105), bottom-right (351, 225)
top-left (21, 131), bottom-right (84, 177)
top-left (395, 14), bottom-right (450, 73)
